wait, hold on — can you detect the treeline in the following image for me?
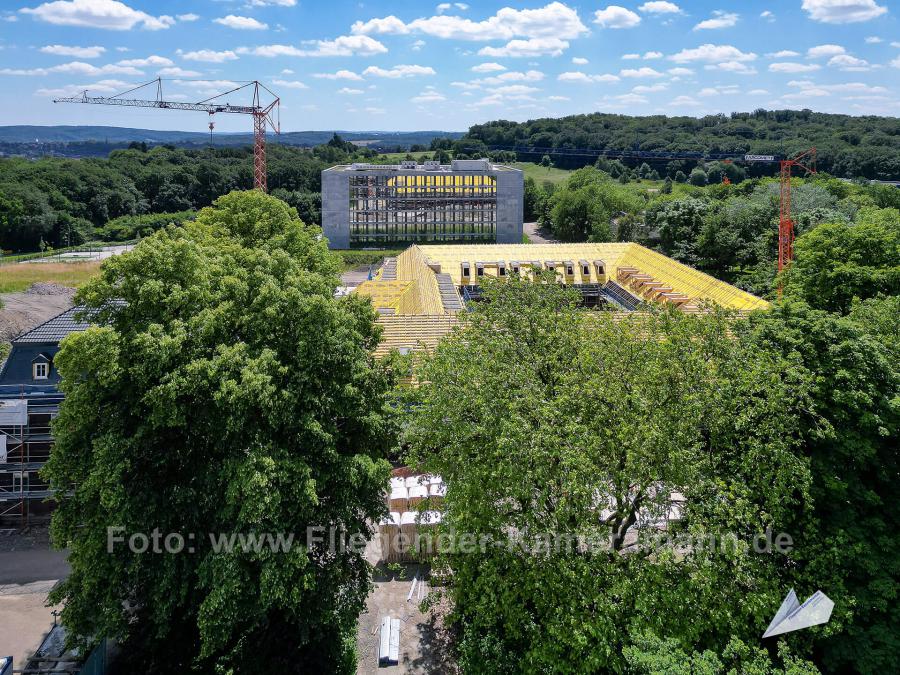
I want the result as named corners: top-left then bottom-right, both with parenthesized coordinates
top-left (0, 134), bottom-right (370, 252)
top-left (527, 165), bottom-right (900, 298)
top-left (459, 109), bottom-right (900, 180)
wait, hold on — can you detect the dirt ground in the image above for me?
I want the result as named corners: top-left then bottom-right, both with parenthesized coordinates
top-left (0, 284), bottom-right (75, 342)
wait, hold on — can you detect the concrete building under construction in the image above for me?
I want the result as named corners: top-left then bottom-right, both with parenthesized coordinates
top-left (321, 159), bottom-right (523, 248)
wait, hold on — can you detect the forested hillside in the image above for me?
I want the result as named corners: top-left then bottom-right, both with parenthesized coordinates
top-left (0, 136), bottom-right (368, 251)
top-left (459, 109), bottom-right (900, 179)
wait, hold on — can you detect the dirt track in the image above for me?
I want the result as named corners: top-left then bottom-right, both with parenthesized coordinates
top-left (0, 284), bottom-right (75, 342)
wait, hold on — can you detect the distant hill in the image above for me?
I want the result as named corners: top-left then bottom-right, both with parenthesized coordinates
top-left (0, 125), bottom-right (462, 147)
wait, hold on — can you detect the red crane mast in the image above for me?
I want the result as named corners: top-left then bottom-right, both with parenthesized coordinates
top-left (778, 148), bottom-right (817, 272)
top-left (54, 78), bottom-right (280, 192)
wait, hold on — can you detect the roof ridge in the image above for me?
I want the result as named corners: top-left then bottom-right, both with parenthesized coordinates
top-left (12, 304), bottom-right (84, 342)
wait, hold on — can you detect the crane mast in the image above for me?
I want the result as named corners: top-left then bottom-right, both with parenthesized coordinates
top-left (55, 78), bottom-right (280, 191)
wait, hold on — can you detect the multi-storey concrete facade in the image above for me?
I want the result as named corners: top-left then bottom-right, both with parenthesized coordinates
top-left (321, 159), bottom-right (523, 249)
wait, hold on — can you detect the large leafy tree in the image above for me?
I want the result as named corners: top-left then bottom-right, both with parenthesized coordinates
top-left (45, 191), bottom-right (396, 673)
top-left (405, 277), bottom-right (816, 673)
top-left (781, 209), bottom-right (900, 313)
top-left (739, 298), bottom-right (900, 673)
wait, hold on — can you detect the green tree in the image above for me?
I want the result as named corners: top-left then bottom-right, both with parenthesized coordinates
top-left (405, 278), bottom-right (813, 673)
top-left (739, 298), bottom-right (900, 673)
top-left (781, 209), bottom-right (900, 313)
top-left (674, 170), bottom-right (688, 183)
top-left (540, 154), bottom-right (553, 171)
top-left (44, 191), bottom-right (396, 673)
top-left (690, 167), bottom-right (708, 186)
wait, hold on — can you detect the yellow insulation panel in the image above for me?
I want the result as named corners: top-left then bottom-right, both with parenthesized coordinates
top-left (374, 314), bottom-right (459, 358)
top-left (394, 245), bottom-right (446, 315)
top-left (615, 246), bottom-right (770, 311)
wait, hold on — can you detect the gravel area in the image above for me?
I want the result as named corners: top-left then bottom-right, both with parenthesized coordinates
top-left (0, 283), bottom-right (75, 341)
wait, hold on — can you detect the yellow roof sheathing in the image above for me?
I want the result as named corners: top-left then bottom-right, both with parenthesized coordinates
top-left (394, 246), bottom-right (446, 315)
top-left (374, 315), bottom-right (460, 358)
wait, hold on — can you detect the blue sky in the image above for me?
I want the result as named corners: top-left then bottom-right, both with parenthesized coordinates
top-left (0, 0), bottom-right (898, 132)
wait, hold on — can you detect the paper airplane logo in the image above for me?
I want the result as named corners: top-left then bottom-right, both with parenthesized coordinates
top-left (763, 589), bottom-right (834, 638)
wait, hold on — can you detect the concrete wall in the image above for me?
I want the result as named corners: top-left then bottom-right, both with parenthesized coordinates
top-left (321, 169), bottom-right (350, 249)
top-left (495, 170), bottom-right (524, 244)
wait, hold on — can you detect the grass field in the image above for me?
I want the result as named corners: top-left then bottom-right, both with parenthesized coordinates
top-left (512, 162), bottom-right (574, 185)
top-left (0, 261), bottom-right (102, 294)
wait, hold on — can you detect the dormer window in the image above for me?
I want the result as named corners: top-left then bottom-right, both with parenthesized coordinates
top-left (33, 362), bottom-right (48, 380)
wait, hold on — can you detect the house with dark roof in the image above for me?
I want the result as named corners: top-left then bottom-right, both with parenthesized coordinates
top-left (0, 306), bottom-right (92, 523)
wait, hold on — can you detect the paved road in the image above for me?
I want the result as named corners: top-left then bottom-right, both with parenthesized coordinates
top-left (523, 221), bottom-right (558, 244)
top-left (0, 549), bottom-right (69, 585)
top-left (22, 244), bottom-right (134, 264)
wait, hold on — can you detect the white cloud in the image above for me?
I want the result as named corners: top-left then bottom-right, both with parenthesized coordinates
top-left (177, 13), bottom-right (198, 22)
top-left (667, 67), bottom-right (693, 76)
top-left (214, 15), bottom-right (268, 31)
top-left (610, 93), bottom-right (648, 105)
top-left (892, 41), bottom-right (900, 48)
top-left (828, 54), bottom-right (871, 70)
top-left (117, 55), bottom-right (173, 67)
top-left (807, 44), bottom-right (845, 58)
top-left (21, 0), bottom-right (175, 30)
top-left (363, 64), bottom-right (436, 78)
top-left (239, 36), bottom-right (387, 58)
top-left (2, 60), bottom-right (143, 76)
top-left (891, 55), bottom-right (900, 68)
top-left (471, 62), bottom-right (506, 72)
top-left (411, 88), bottom-right (446, 103)
top-left (694, 11), bottom-right (739, 30)
top-left (620, 66), bottom-right (664, 77)
top-left (770, 62), bottom-right (822, 72)
top-left (670, 95), bottom-right (700, 106)
top-left (436, 2), bottom-right (469, 13)
top-left (594, 6), bottom-right (641, 29)
top-left (157, 66), bottom-right (201, 77)
top-left (548, 95), bottom-right (570, 100)
top-left (865, 36), bottom-right (882, 43)
top-left (801, 0), bottom-right (887, 24)
top-left (313, 70), bottom-right (363, 80)
top-left (172, 79), bottom-right (238, 91)
top-left (180, 49), bottom-right (238, 63)
top-left (337, 87), bottom-right (364, 95)
top-left (363, 106), bottom-right (386, 114)
top-left (760, 10), bottom-right (775, 21)
top-left (670, 44), bottom-right (756, 62)
top-left (478, 37), bottom-right (568, 57)
top-left (39, 44), bottom-right (106, 58)
top-left (571, 57), bottom-right (588, 65)
top-left (632, 83), bottom-right (667, 92)
top-left (622, 53), bottom-right (641, 60)
top-left (271, 79), bottom-right (308, 89)
top-left (705, 61), bottom-right (757, 74)
top-left (767, 50), bottom-right (800, 58)
top-left (352, 3), bottom-right (588, 41)
top-left (639, 2), bottom-right (682, 14)
top-left (643, 51), bottom-right (663, 59)
top-left (558, 71), bottom-right (619, 83)
top-left (481, 70), bottom-right (543, 83)
top-left (34, 78), bottom-right (130, 97)
top-left (411, 39), bottom-right (426, 51)
top-left (748, 88), bottom-right (769, 94)
top-left (246, 0), bottom-right (296, 6)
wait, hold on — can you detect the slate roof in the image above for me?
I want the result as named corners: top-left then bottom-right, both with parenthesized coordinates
top-left (12, 306), bottom-right (95, 344)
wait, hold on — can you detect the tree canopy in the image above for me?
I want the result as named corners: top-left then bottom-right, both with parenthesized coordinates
top-left (44, 190), bottom-right (396, 673)
top-left (404, 276), bottom-right (817, 673)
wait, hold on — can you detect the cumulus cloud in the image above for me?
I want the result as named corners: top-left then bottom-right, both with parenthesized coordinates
top-left (801, 0), bottom-right (887, 24)
top-left (271, 79), bottom-right (308, 89)
top-left (667, 67), bottom-right (694, 76)
top-left (2, 60), bottom-right (143, 76)
top-left (177, 13), bottom-right (198, 22)
top-left (807, 44), bottom-right (845, 58)
top-left (670, 95), bottom-right (700, 106)
top-left (478, 37), bottom-right (569, 57)
top-left (769, 62), bottom-right (822, 72)
top-left (571, 56), bottom-right (588, 64)
top-left (864, 36), bottom-right (882, 43)
top-left (670, 44), bottom-right (756, 62)
top-left (828, 54), bottom-right (871, 70)
top-left (760, 10), bottom-right (775, 21)
top-left (34, 78), bottom-right (131, 97)
top-left (157, 66), bottom-right (201, 77)
top-left (313, 70), bottom-right (363, 80)
top-left (239, 36), bottom-right (387, 58)
top-left (337, 87), bottom-right (364, 95)
top-left (352, 3), bottom-right (588, 41)
top-left (558, 71), bottom-right (619, 83)
top-left (620, 66), bottom-right (664, 77)
top-left (471, 62), bottom-right (506, 72)
top-left (411, 87), bottom-right (447, 103)
top-left (639, 2), bottom-right (682, 14)
top-left (362, 64), bottom-right (436, 78)
top-left (180, 50), bottom-right (238, 63)
top-left (117, 55), bottom-right (173, 67)
top-left (214, 15), bottom-right (268, 30)
top-left (705, 61), bottom-right (757, 74)
top-left (767, 50), bottom-right (800, 58)
top-left (21, 0), bottom-right (175, 30)
top-left (593, 6), bottom-right (641, 28)
top-left (39, 44), bottom-right (106, 58)
top-left (693, 11), bottom-right (738, 30)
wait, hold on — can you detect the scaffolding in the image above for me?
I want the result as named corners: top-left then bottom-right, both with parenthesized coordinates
top-left (0, 387), bottom-right (62, 525)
